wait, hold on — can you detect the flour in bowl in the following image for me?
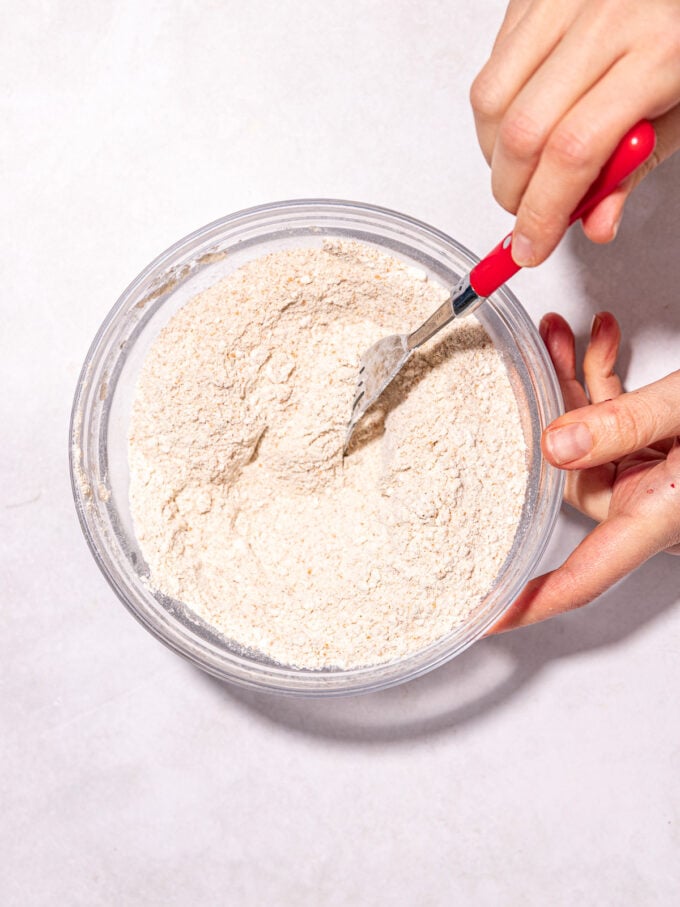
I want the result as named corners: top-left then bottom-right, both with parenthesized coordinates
top-left (128, 241), bottom-right (527, 669)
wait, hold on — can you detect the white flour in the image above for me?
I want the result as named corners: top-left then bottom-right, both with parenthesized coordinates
top-left (128, 241), bottom-right (527, 669)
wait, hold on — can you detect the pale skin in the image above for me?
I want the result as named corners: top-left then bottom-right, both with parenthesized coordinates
top-left (470, 0), bottom-right (680, 266)
top-left (469, 0), bottom-right (680, 631)
top-left (492, 313), bottom-right (680, 632)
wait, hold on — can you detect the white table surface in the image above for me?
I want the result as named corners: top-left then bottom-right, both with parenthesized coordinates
top-left (3, 2), bottom-right (680, 904)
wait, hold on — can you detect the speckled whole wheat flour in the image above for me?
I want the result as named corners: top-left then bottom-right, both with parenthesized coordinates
top-left (128, 241), bottom-right (527, 669)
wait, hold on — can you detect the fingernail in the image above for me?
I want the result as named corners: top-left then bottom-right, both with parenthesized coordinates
top-left (512, 232), bottom-right (535, 267)
top-left (545, 422), bottom-right (593, 465)
top-left (591, 314), bottom-right (603, 338)
top-left (611, 214), bottom-right (622, 239)
top-left (539, 315), bottom-right (551, 342)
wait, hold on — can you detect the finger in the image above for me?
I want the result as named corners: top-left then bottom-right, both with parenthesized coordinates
top-left (539, 312), bottom-right (588, 410)
top-left (470, 2), bottom-right (569, 165)
top-left (492, 0), bottom-right (533, 49)
top-left (563, 463), bottom-right (615, 523)
top-left (539, 313), bottom-right (616, 517)
top-left (491, 8), bottom-right (623, 213)
top-left (581, 103), bottom-right (680, 243)
top-left (488, 509), bottom-right (665, 633)
top-left (542, 370), bottom-right (680, 468)
top-left (512, 55), bottom-right (680, 267)
top-left (579, 188), bottom-right (627, 244)
top-left (583, 311), bottom-right (623, 404)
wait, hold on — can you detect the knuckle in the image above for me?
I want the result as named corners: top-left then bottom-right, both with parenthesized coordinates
top-left (469, 72), bottom-right (505, 120)
top-left (584, 346), bottom-right (615, 381)
top-left (518, 200), bottom-right (564, 237)
top-left (498, 111), bottom-right (544, 160)
top-left (606, 396), bottom-right (653, 450)
top-left (546, 126), bottom-right (595, 170)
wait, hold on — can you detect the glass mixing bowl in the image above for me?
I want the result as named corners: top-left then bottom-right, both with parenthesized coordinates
top-left (70, 199), bottom-right (564, 696)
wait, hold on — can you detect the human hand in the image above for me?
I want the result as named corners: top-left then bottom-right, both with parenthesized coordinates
top-left (470, 0), bottom-right (680, 267)
top-left (492, 311), bottom-right (680, 633)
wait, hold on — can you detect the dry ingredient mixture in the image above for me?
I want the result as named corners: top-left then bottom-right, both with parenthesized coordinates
top-left (128, 241), bottom-right (527, 669)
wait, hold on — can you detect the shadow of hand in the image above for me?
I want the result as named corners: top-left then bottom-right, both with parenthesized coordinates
top-left (566, 151), bottom-right (680, 340)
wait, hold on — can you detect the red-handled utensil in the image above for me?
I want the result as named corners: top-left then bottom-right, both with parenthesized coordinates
top-left (344, 120), bottom-right (656, 451)
top-left (470, 119), bottom-right (656, 297)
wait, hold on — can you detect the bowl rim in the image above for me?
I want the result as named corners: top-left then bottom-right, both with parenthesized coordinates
top-left (69, 198), bottom-right (564, 696)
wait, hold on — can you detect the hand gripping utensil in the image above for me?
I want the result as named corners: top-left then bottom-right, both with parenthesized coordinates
top-left (344, 119), bottom-right (656, 452)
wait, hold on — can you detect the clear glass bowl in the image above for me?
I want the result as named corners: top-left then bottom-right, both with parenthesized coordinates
top-left (69, 199), bottom-right (564, 696)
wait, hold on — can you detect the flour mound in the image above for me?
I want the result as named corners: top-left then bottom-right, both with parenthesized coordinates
top-left (128, 241), bottom-right (527, 669)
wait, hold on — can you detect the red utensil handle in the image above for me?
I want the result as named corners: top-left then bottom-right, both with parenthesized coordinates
top-left (469, 119), bottom-right (656, 299)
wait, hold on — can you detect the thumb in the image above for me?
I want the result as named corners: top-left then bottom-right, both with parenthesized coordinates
top-left (543, 370), bottom-right (680, 469)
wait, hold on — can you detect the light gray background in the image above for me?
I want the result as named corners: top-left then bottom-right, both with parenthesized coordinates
top-left (3, 2), bottom-right (679, 905)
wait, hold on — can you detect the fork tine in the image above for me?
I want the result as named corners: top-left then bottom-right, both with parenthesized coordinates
top-left (344, 413), bottom-right (361, 451)
top-left (345, 333), bottom-right (412, 453)
top-left (350, 388), bottom-right (365, 413)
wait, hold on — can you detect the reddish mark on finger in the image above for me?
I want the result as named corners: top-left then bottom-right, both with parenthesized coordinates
top-left (646, 489), bottom-right (654, 494)
top-left (672, 484), bottom-right (676, 489)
